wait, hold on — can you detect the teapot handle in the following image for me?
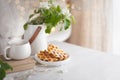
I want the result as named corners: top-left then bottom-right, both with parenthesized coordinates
top-left (29, 26), bottom-right (41, 44)
top-left (3, 46), bottom-right (11, 60)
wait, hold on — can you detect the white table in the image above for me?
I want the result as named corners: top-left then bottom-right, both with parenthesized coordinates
top-left (5, 41), bottom-right (120, 80)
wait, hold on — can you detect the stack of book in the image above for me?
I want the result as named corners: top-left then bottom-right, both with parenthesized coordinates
top-left (0, 56), bottom-right (36, 73)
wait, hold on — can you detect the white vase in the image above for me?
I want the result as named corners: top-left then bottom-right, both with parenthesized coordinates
top-left (24, 25), bottom-right (48, 54)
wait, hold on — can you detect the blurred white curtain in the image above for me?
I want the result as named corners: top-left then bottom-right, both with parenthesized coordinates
top-left (0, 0), bottom-right (39, 38)
top-left (67, 0), bottom-right (112, 52)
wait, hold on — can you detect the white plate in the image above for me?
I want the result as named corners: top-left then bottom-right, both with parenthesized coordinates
top-left (34, 54), bottom-right (70, 66)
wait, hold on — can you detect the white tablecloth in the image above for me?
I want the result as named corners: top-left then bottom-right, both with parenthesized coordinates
top-left (5, 41), bottom-right (120, 80)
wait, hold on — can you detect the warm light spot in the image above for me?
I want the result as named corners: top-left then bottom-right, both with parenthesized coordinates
top-left (51, 27), bottom-right (56, 32)
top-left (46, 34), bottom-right (50, 36)
top-left (67, 4), bottom-right (70, 8)
top-left (71, 4), bottom-right (75, 9)
top-left (62, 0), bottom-right (65, 2)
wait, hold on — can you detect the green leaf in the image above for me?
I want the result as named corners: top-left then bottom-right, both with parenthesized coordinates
top-left (0, 60), bottom-right (13, 71)
top-left (34, 9), bottom-right (40, 14)
top-left (45, 24), bottom-right (54, 34)
top-left (0, 68), bottom-right (6, 80)
top-left (29, 14), bottom-right (34, 19)
top-left (23, 23), bottom-right (28, 30)
top-left (1, 63), bottom-right (12, 71)
top-left (0, 60), bottom-right (13, 80)
top-left (45, 28), bottom-right (51, 33)
top-left (71, 16), bottom-right (75, 24)
top-left (64, 19), bottom-right (70, 30)
top-left (57, 6), bottom-right (61, 12)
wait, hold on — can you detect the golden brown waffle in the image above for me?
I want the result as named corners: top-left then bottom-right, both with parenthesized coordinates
top-left (37, 44), bottom-right (69, 62)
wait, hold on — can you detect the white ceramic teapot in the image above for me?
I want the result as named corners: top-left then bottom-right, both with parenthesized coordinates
top-left (2, 38), bottom-right (31, 60)
top-left (24, 25), bottom-right (48, 54)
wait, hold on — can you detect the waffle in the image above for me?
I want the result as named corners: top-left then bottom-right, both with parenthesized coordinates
top-left (37, 44), bottom-right (69, 62)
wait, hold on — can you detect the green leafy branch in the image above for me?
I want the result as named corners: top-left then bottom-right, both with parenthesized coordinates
top-left (23, 0), bottom-right (74, 34)
top-left (0, 60), bottom-right (13, 80)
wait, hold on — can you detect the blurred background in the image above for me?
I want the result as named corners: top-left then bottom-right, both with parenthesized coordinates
top-left (0, 0), bottom-right (120, 55)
